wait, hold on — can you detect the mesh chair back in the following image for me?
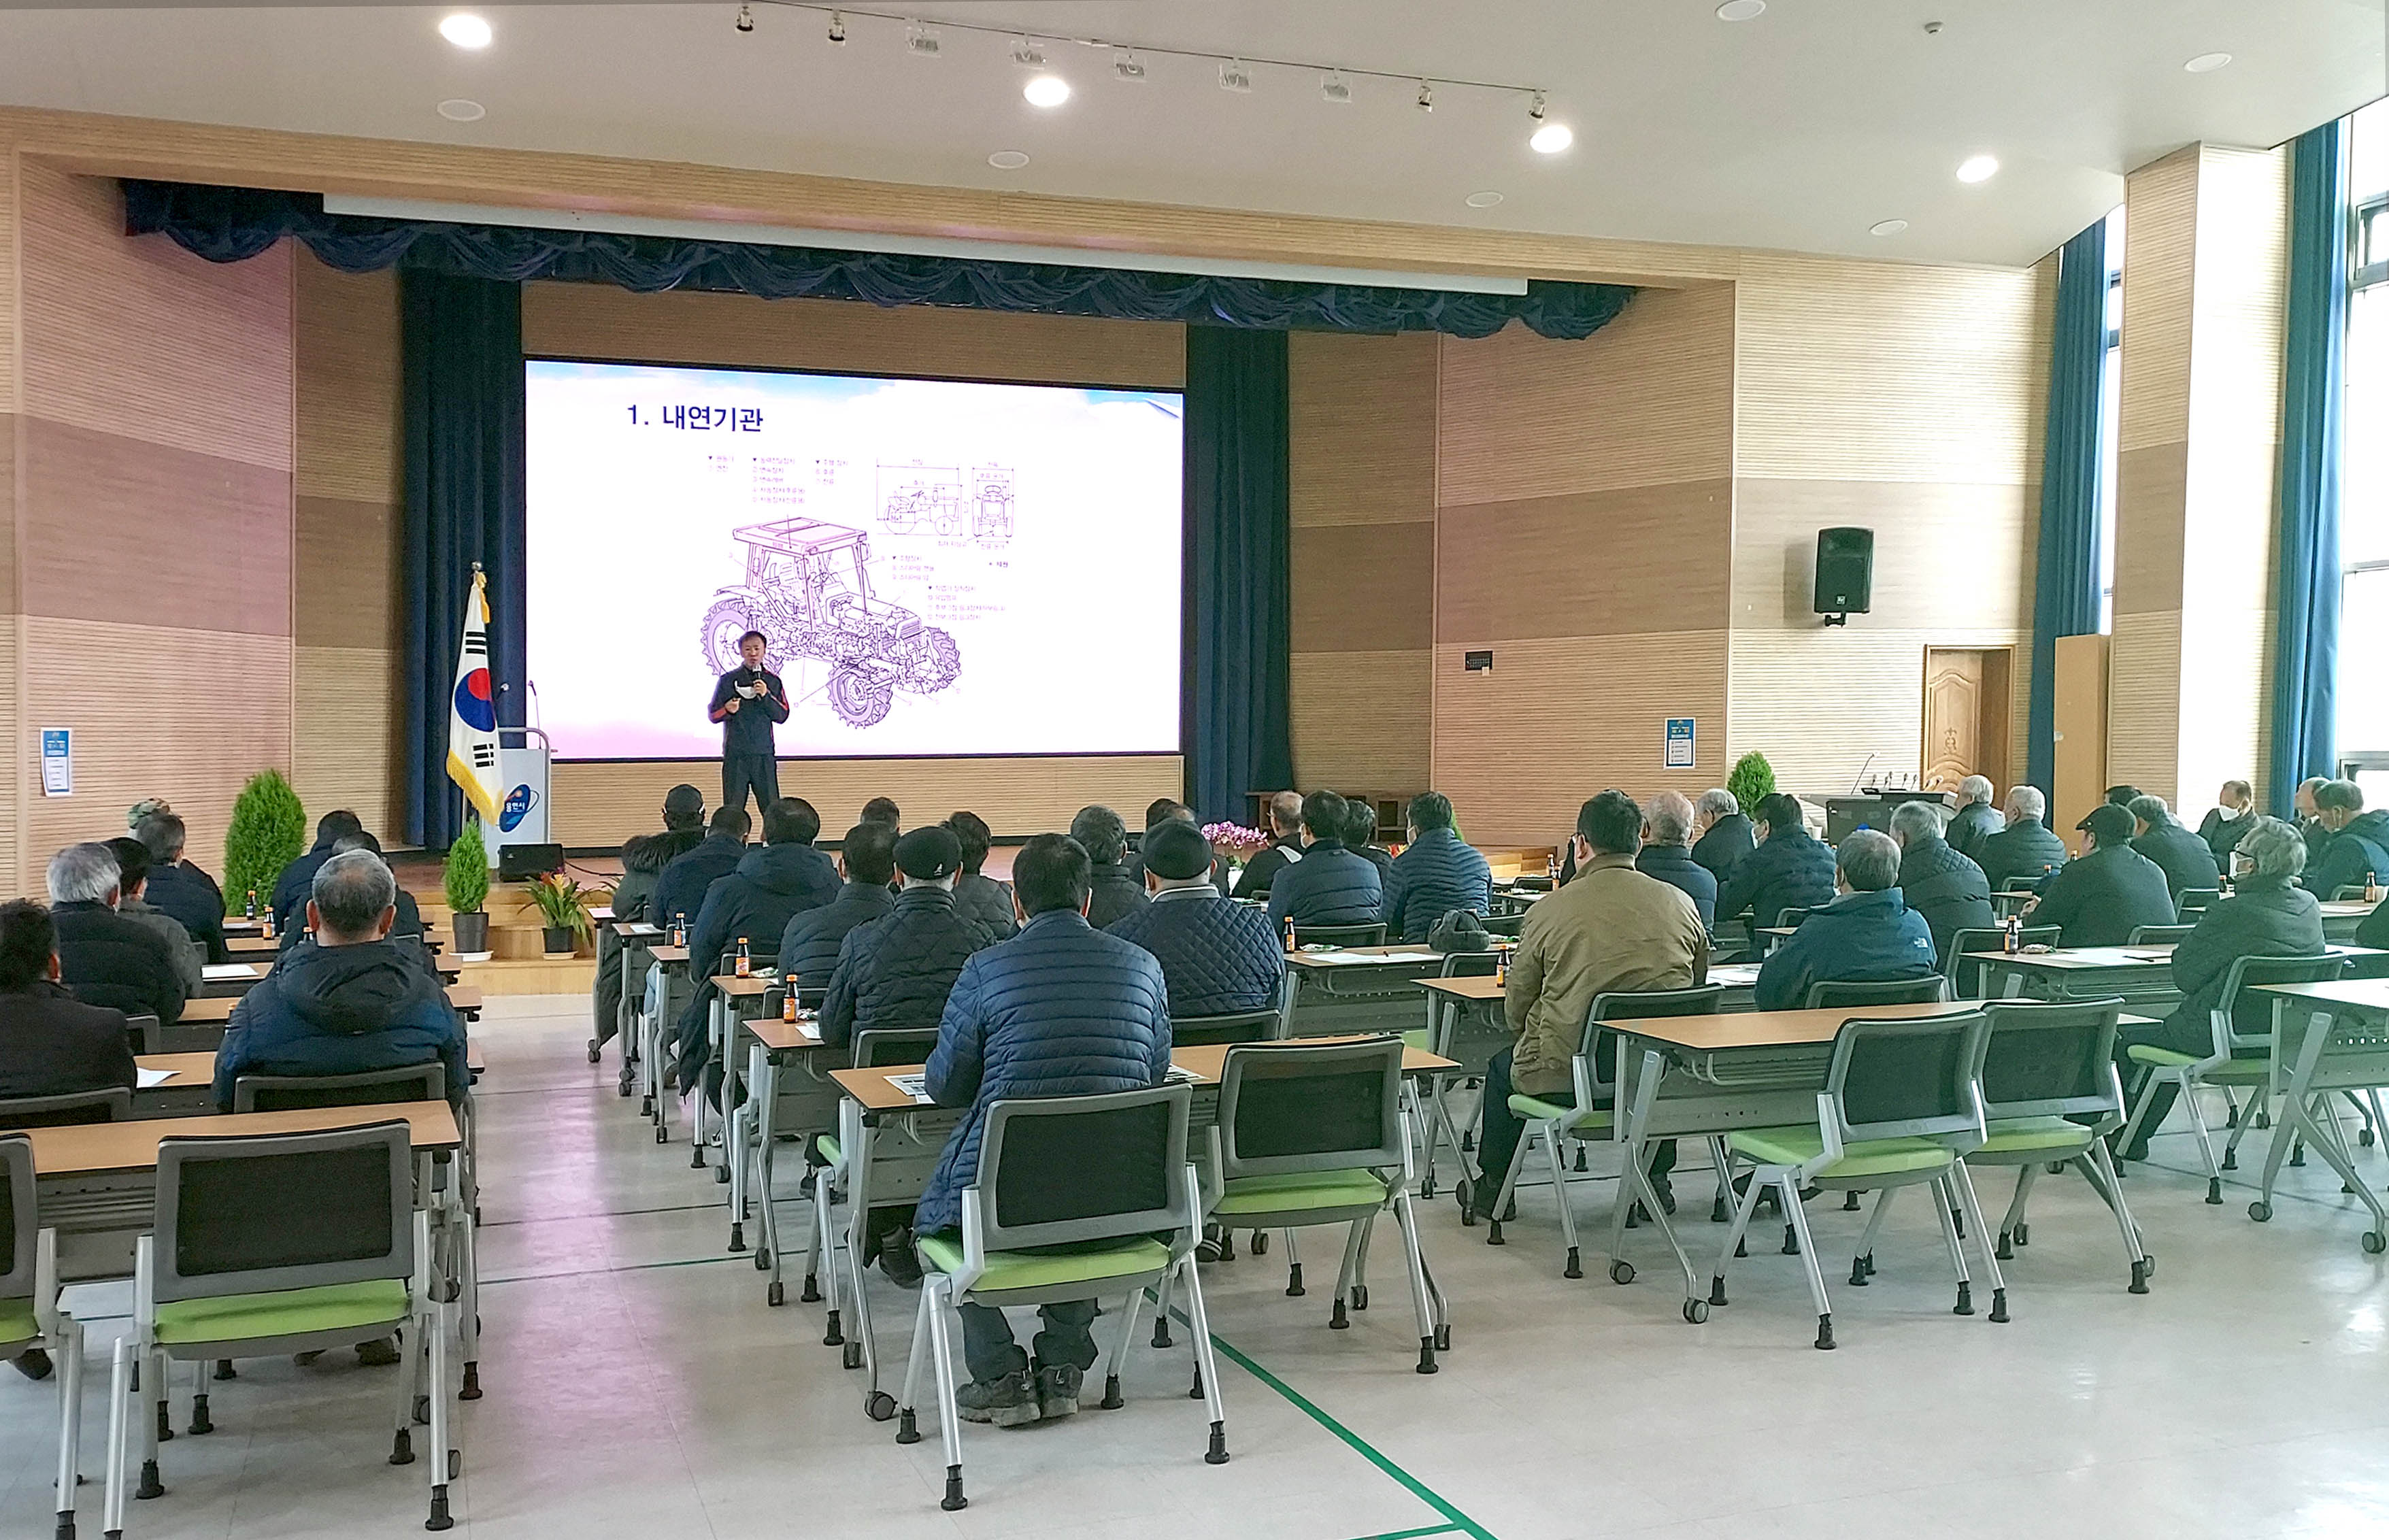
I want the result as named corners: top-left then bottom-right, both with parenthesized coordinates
top-left (0, 1086), bottom-right (131, 1129)
top-left (1580, 985), bottom-right (1726, 1094)
top-left (1293, 922), bottom-right (1387, 949)
top-left (976, 1084), bottom-right (1191, 1251)
top-left (151, 1122), bottom-right (414, 1305)
top-left (1978, 998), bottom-right (2126, 1120)
top-left (1824, 1010), bottom-right (1990, 1142)
top-left (1170, 1009), bottom-right (1282, 1047)
top-left (2128, 924), bottom-right (2196, 945)
top-left (231, 1064), bottom-right (444, 1114)
top-left (2001, 875), bottom-right (2048, 894)
top-left (1944, 926), bottom-right (2060, 988)
top-left (0, 1135), bottom-right (31, 1302)
top-left (1217, 1037), bottom-right (1406, 1182)
top-left (1511, 875), bottom-right (1554, 894)
top-left (1806, 975), bottom-right (1948, 1010)
top-left (1440, 951), bottom-right (1499, 978)
top-left (850, 1028), bottom-right (943, 1069)
top-left (2215, 952), bottom-right (2347, 1051)
top-left (2175, 888), bottom-right (2221, 920)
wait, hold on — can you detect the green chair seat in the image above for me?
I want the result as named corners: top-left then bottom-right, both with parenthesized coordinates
top-left (0, 1296), bottom-right (37, 1352)
top-left (1401, 1028), bottom-right (1431, 1053)
top-left (916, 1234), bottom-right (1172, 1294)
top-left (1728, 1126), bottom-right (1955, 1179)
top-left (1506, 1094), bottom-right (1613, 1133)
top-left (2202, 1059), bottom-right (2271, 1084)
top-left (815, 1134), bottom-right (843, 1165)
top-left (2126, 1045), bottom-right (2201, 1068)
top-left (1215, 1169), bottom-right (1390, 1216)
top-left (1975, 1116), bottom-right (2095, 1155)
top-left (154, 1278), bottom-right (410, 1347)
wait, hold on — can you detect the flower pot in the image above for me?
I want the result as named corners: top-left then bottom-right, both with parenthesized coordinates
top-left (541, 925), bottom-right (575, 955)
top-left (451, 909), bottom-right (492, 961)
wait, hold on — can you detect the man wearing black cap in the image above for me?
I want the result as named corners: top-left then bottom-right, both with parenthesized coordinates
top-left (820, 826), bottom-right (993, 1052)
top-left (778, 822), bottom-right (900, 993)
top-left (2024, 803), bottom-right (2177, 948)
top-left (1106, 821), bottom-right (1284, 1018)
top-left (595, 784), bottom-right (706, 1058)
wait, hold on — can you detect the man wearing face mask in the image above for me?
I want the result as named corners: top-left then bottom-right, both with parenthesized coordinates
top-left (709, 629), bottom-right (789, 814)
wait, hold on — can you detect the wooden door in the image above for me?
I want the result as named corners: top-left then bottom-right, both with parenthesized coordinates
top-left (1922, 646), bottom-right (2014, 797)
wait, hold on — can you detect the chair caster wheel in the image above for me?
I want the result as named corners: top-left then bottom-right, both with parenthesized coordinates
top-left (842, 1341), bottom-right (864, 1370)
top-left (714, 1165), bottom-right (731, 1185)
top-left (414, 1394), bottom-right (431, 1425)
top-left (618, 1074), bottom-right (633, 1097)
top-left (1608, 1258), bottom-right (1634, 1286)
top-left (866, 1392), bottom-right (896, 1422)
top-left (1683, 1299), bottom-right (1708, 1324)
top-left (1251, 1231), bottom-right (1268, 1255)
top-left (2364, 1230), bottom-right (2387, 1256)
top-left (586, 1039), bottom-right (601, 1065)
top-left (2249, 1200), bottom-right (2272, 1222)
top-left (767, 1282), bottom-right (784, 1306)
top-left (1350, 1285), bottom-right (1369, 1311)
top-left (2365, 1128), bottom-right (2377, 1148)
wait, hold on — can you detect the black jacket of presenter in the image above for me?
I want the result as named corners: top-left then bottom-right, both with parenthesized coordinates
top-left (709, 665), bottom-right (788, 813)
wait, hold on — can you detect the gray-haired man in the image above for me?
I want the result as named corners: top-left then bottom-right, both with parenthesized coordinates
top-left (47, 842), bottom-right (184, 1024)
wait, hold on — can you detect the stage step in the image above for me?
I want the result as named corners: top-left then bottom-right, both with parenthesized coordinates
top-left (459, 955), bottom-right (597, 995)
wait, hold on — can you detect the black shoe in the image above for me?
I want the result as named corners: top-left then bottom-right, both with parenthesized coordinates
top-left (1194, 1222), bottom-right (1224, 1265)
top-left (355, 1337), bottom-right (401, 1368)
top-left (1650, 1173), bottom-right (1677, 1216)
top-left (880, 1235), bottom-right (924, 1290)
top-left (956, 1370), bottom-right (1039, 1427)
top-left (10, 1348), bottom-right (52, 1382)
top-left (1470, 1175), bottom-right (1517, 1222)
top-left (1035, 1364), bottom-right (1083, 1421)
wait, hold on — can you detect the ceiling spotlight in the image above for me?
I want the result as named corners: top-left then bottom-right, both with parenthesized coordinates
top-left (2183, 52), bottom-right (2233, 73)
top-left (438, 12), bottom-right (491, 49)
top-left (1219, 58), bottom-right (1253, 93)
top-left (1530, 120), bottom-right (1573, 154)
top-left (1023, 73), bottom-right (1070, 108)
top-left (734, 4), bottom-right (754, 34)
top-left (1528, 90), bottom-right (1548, 120)
top-left (1716, 0), bottom-right (1766, 19)
top-left (988, 150), bottom-right (1030, 170)
top-left (1416, 80), bottom-right (1435, 112)
top-left (1465, 190), bottom-right (1504, 209)
top-left (1956, 153), bottom-right (1999, 183)
top-left (1869, 218), bottom-right (1909, 237)
top-left (437, 98), bottom-right (486, 121)
top-left (1010, 36), bottom-right (1046, 69)
top-left (1113, 48), bottom-right (1148, 83)
top-left (826, 11), bottom-right (845, 44)
top-left (905, 21), bottom-right (941, 58)
top-left (1320, 70), bottom-right (1352, 104)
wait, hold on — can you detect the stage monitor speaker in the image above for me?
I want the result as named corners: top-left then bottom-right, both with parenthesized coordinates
top-left (499, 843), bottom-right (565, 881)
top-left (1813, 526), bottom-right (1874, 620)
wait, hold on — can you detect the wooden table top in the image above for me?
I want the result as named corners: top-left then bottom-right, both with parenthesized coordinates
top-left (712, 973), bottom-right (778, 997)
top-left (1609, 999), bottom-right (1978, 1051)
top-left (2321, 899), bottom-right (2382, 920)
top-left (1421, 975), bottom-right (1505, 1001)
top-left (1968, 942), bottom-right (2384, 972)
top-left (589, 905), bottom-right (615, 924)
top-left (748, 1017), bottom-right (822, 1052)
top-left (616, 922), bottom-right (667, 940)
top-left (2254, 978), bottom-right (2389, 1013)
top-left (449, 984), bottom-right (483, 1016)
top-left (224, 934), bottom-right (280, 956)
top-left (174, 984), bottom-right (480, 1025)
top-left (139, 1043), bottom-right (485, 1084)
top-left (649, 945), bottom-right (690, 965)
top-left (27, 1101), bottom-right (461, 1176)
top-left (833, 1038), bottom-right (1460, 1113)
top-left (1286, 945), bottom-right (1450, 971)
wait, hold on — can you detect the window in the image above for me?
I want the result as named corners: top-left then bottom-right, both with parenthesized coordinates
top-left (2343, 98), bottom-right (2389, 757)
top-left (2097, 205), bottom-right (2124, 633)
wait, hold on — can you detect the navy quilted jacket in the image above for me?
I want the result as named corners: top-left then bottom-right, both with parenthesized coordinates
top-left (1896, 835), bottom-right (1994, 965)
top-left (1265, 840), bottom-right (1384, 928)
top-left (915, 910), bottom-right (1172, 1236)
top-left (1383, 828), bottom-right (1492, 943)
top-left (652, 834), bottom-right (748, 935)
top-left (1106, 887), bottom-right (1286, 1018)
top-left (952, 872), bottom-right (1018, 940)
top-left (777, 881), bottom-right (897, 994)
top-left (1716, 824), bottom-right (1837, 928)
top-left (1086, 862), bottom-right (1150, 931)
top-left (1754, 888), bottom-right (1938, 1011)
top-left (818, 885), bottom-right (990, 1050)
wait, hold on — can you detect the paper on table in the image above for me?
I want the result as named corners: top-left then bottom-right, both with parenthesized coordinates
top-left (202, 963), bottom-right (261, 980)
top-left (1303, 950), bottom-right (1440, 965)
top-left (137, 1067), bottom-right (175, 1088)
top-left (885, 1065), bottom-right (1197, 1105)
top-left (1708, 964), bottom-right (1762, 985)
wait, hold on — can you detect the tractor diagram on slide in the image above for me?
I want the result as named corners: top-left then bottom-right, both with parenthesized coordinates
top-left (875, 463), bottom-right (1015, 543)
top-left (699, 518), bottom-right (961, 729)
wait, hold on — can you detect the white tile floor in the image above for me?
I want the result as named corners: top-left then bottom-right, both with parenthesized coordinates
top-left (9, 993), bottom-right (2389, 1538)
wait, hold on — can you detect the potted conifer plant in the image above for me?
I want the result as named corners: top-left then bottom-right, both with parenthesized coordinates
top-left (446, 820), bottom-right (493, 960)
top-left (223, 770), bottom-right (305, 922)
top-left (1726, 751), bottom-right (1778, 818)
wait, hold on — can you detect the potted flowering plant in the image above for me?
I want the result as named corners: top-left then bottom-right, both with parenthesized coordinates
top-left (1201, 822), bottom-right (1271, 880)
top-left (526, 873), bottom-right (593, 955)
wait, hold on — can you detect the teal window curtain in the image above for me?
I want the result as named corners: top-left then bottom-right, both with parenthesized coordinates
top-left (2268, 119), bottom-right (2349, 815)
top-left (2026, 218), bottom-right (2109, 795)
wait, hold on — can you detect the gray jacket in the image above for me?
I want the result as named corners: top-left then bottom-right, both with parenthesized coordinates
top-left (123, 897), bottom-right (203, 999)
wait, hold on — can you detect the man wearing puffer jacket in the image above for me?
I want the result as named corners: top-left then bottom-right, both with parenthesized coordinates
top-left (1383, 791), bottom-right (1492, 943)
top-left (1716, 793), bottom-right (1836, 933)
top-left (1266, 790), bottom-right (1383, 931)
top-left (914, 833), bottom-right (1171, 1430)
top-left (1889, 801), bottom-right (1994, 967)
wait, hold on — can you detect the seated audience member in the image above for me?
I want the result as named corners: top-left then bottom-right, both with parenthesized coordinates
top-left (2302, 780), bottom-right (2389, 898)
top-left (1124, 800), bottom-right (1230, 895)
top-left (861, 797), bottom-right (903, 831)
top-left (1754, 829), bottom-right (1937, 1011)
top-left (269, 808), bottom-right (364, 935)
top-left (1889, 801), bottom-right (1994, 967)
top-left (1478, 790), bottom-right (1707, 1216)
top-left (914, 833), bottom-right (1170, 1428)
top-left (133, 811), bottom-right (228, 962)
top-left (946, 811), bottom-right (1018, 941)
top-left (1716, 793), bottom-right (1835, 931)
top-left (1946, 775), bottom-right (2001, 863)
top-left (2354, 884), bottom-right (2389, 952)
top-left (1690, 788), bottom-right (1755, 886)
top-left (1977, 784), bottom-right (2070, 893)
top-left (2025, 803), bottom-right (2177, 947)
top-left (2112, 817), bottom-right (2324, 1159)
top-left (1266, 790), bottom-right (1384, 930)
top-left (127, 797), bottom-right (171, 833)
top-left (1343, 795), bottom-right (1394, 883)
top-left (595, 784), bottom-right (707, 1052)
top-left (48, 843), bottom-right (182, 1024)
top-left (1633, 791), bottom-right (1717, 929)
top-left (1106, 820), bottom-right (1285, 1018)
top-left (2296, 776), bottom-right (2333, 870)
top-left (214, 851), bottom-right (466, 1110)
top-left (104, 837), bottom-right (202, 1000)
top-left (317, 832), bottom-right (424, 943)
top-left (2105, 785), bottom-right (2144, 808)
top-left (1231, 790), bottom-right (1306, 900)
top-left (652, 805), bottom-right (752, 935)
top-left (673, 798), bottom-right (842, 1086)
top-left (1070, 805), bottom-right (1149, 929)
top-left (2128, 794), bottom-right (2222, 898)
top-left (780, 821), bottom-right (901, 992)
top-left (1383, 791), bottom-right (1493, 944)
top-left (2198, 780), bottom-right (2258, 869)
top-left (0, 898), bottom-right (137, 1381)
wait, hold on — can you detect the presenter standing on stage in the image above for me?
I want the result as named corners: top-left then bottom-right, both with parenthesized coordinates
top-left (710, 630), bottom-right (789, 813)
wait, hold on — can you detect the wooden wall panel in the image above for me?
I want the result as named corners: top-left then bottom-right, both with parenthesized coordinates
top-left (1435, 481), bottom-right (1733, 641)
top-left (522, 282), bottom-right (1184, 390)
top-left (294, 643), bottom-right (399, 837)
top-left (2118, 148), bottom-right (2199, 456)
top-left (550, 755), bottom-right (1182, 849)
top-left (295, 257), bottom-right (401, 505)
top-left (1288, 522), bottom-right (1434, 652)
top-left (1289, 331), bottom-right (1438, 528)
top-left (1288, 650), bottom-right (1431, 794)
top-left (2105, 610), bottom-right (2183, 807)
top-left (2052, 633), bottom-right (2110, 837)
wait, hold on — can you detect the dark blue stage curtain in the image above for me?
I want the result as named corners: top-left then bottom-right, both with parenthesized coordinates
top-left (2025, 217), bottom-right (2108, 799)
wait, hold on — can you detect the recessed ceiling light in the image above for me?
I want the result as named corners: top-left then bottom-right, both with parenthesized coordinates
top-left (1022, 73), bottom-right (1070, 108)
top-left (2184, 52), bottom-right (2233, 73)
top-left (1530, 122), bottom-right (1573, 154)
top-left (1956, 154), bottom-right (1999, 184)
top-left (1869, 218), bottom-right (1909, 237)
top-left (437, 99), bottom-right (486, 122)
top-left (988, 150), bottom-right (1030, 171)
top-left (1465, 190), bottom-right (1504, 209)
top-left (437, 13), bottom-right (490, 50)
top-left (1716, 0), bottom-right (1767, 20)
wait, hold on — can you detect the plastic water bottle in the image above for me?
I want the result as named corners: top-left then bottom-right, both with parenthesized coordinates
top-left (735, 937), bottom-right (752, 977)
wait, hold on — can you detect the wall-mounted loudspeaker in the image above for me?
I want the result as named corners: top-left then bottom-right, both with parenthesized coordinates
top-left (1813, 526), bottom-right (1874, 625)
